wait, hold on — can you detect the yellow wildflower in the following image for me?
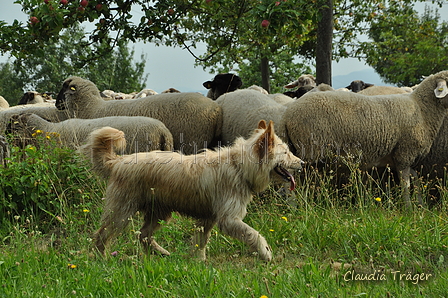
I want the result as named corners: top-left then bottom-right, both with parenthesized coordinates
top-left (260, 296), bottom-right (268, 298)
top-left (83, 209), bottom-right (90, 213)
top-left (68, 264), bottom-right (77, 269)
top-left (374, 197), bottom-right (381, 202)
top-left (269, 229), bottom-right (274, 232)
top-left (281, 216), bottom-right (288, 222)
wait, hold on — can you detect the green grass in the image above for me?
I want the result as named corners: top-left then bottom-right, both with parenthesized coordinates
top-left (1, 136), bottom-right (448, 297)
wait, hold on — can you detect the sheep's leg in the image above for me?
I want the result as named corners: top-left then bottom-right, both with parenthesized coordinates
top-left (140, 212), bottom-right (172, 256)
top-left (192, 219), bottom-right (216, 261)
top-left (94, 205), bottom-right (135, 255)
top-left (410, 168), bottom-right (424, 206)
top-left (217, 217), bottom-right (272, 262)
top-left (399, 167), bottom-right (412, 210)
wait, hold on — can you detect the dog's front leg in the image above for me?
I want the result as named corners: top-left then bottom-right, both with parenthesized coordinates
top-left (193, 219), bottom-right (216, 261)
top-left (218, 217), bottom-right (272, 262)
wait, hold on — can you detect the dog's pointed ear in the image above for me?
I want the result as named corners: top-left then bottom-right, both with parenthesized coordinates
top-left (255, 121), bottom-right (275, 161)
top-left (258, 120), bottom-right (267, 129)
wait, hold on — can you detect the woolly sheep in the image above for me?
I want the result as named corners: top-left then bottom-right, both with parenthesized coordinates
top-left (216, 89), bottom-right (288, 144)
top-left (282, 70), bottom-right (448, 208)
top-left (203, 73), bottom-right (243, 100)
top-left (134, 88), bottom-right (159, 98)
top-left (161, 88), bottom-right (181, 93)
top-left (284, 74), bottom-right (316, 89)
top-left (0, 103), bottom-right (68, 133)
top-left (345, 80), bottom-right (374, 92)
top-left (358, 86), bottom-right (408, 96)
top-left (56, 76), bottom-right (222, 154)
top-left (8, 113), bottom-right (174, 153)
top-left (17, 91), bottom-right (45, 105)
top-left (0, 96), bottom-right (9, 109)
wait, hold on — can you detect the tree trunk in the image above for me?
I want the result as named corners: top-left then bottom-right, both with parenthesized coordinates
top-left (315, 0), bottom-right (333, 85)
top-left (260, 56), bottom-right (270, 93)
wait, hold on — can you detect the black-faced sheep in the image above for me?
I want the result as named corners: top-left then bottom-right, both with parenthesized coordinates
top-left (345, 80), bottom-right (374, 92)
top-left (203, 73), bottom-right (243, 100)
top-left (283, 70), bottom-right (448, 208)
top-left (283, 85), bottom-right (314, 99)
top-left (216, 89), bottom-right (288, 144)
top-left (8, 113), bottom-right (174, 153)
top-left (56, 76), bottom-right (222, 154)
top-left (17, 91), bottom-right (46, 105)
top-left (0, 104), bottom-right (69, 133)
top-left (284, 74), bottom-right (316, 89)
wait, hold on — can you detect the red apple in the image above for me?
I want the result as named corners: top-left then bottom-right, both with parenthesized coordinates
top-left (78, 6), bottom-right (85, 12)
top-left (261, 19), bottom-right (270, 28)
top-left (96, 3), bottom-right (103, 11)
top-left (206, 0), bottom-right (212, 3)
top-left (60, 0), bottom-right (68, 5)
top-left (80, 0), bottom-right (88, 7)
top-left (44, 0), bottom-right (50, 4)
top-left (167, 8), bottom-right (174, 15)
top-left (275, 1), bottom-right (280, 6)
top-left (30, 16), bottom-right (39, 25)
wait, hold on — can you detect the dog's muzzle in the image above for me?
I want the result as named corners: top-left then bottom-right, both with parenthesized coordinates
top-left (274, 165), bottom-right (297, 191)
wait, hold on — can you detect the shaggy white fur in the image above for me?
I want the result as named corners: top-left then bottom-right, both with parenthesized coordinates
top-left (82, 120), bottom-right (303, 261)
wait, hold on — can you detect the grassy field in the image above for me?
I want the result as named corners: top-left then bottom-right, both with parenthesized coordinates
top-left (1, 136), bottom-right (447, 297)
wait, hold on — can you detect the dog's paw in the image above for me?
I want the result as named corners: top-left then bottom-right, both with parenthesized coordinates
top-left (256, 237), bottom-right (272, 262)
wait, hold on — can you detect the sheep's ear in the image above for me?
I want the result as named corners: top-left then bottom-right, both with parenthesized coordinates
top-left (345, 85), bottom-right (352, 90)
top-left (255, 121), bottom-right (275, 161)
top-left (203, 81), bottom-right (213, 89)
top-left (257, 120), bottom-right (267, 129)
top-left (434, 79), bottom-right (448, 98)
top-left (365, 83), bottom-right (374, 88)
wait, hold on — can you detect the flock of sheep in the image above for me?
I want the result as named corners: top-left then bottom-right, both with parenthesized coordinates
top-left (2, 70), bottom-right (448, 208)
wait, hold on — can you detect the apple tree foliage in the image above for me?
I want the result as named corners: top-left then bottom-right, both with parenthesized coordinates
top-left (0, 0), bottom-right (443, 91)
top-left (0, 23), bottom-right (147, 105)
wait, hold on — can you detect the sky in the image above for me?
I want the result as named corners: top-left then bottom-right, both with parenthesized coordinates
top-left (0, 1), bottom-right (447, 93)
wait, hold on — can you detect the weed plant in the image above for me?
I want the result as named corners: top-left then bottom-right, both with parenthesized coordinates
top-left (0, 134), bottom-right (447, 297)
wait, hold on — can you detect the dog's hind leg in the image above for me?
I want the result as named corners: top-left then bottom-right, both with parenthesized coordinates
top-left (192, 219), bottom-right (216, 261)
top-left (94, 208), bottom-right (134, 255)
top-left (140, 212), bottom-right (172, 256)
top-left (218, 217), bottom-right (272, 262)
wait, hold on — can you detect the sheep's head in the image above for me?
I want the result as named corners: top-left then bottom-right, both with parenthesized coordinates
top-left (434, 79), bottom-right (448, 99)
top-left (56, 76), bottom-right (102, 111)
top-left (17, 91), bottom-right (44, 105)
top-left (345, 80), bottom-right (374, 92)
top-left (6, 114), bottom-right (37, 147)
top-left (203, 73), bottom-right (242, 100)
top-left (284, 74), bottom-right (316, 89)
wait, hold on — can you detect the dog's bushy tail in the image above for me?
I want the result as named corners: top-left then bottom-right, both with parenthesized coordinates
top-left (81, 126), bottom-right (126, 179)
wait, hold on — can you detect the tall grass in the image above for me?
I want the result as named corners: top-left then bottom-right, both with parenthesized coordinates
top-left (1, 135), bottom-right (447, 297)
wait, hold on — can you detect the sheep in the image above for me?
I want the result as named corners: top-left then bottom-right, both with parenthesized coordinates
top-left (0, 103), bottom-right (69, 133)
top-left (283, 83), bottom-right (334, 99)
top-left (284, 74), bottom-right (316, 89)
top-left (216, 89), bottom-right (288, 144)
top-left (56, 76), bottom-right (222, 154)
top-left (161, 88), bottom-right (181, 94)
top-left (17, 91), bottom-right (45, 105)
top-left (8, 113), bottom-right (174, 153)
top-left (358, 86), bottom-right (408, 96)
top-left (0, 96), bottom-right (9, 109)
top-left (345, 80), bottom-right (374, 92)
top-left (203, 73), bottom-right (243, 100)
top-left (283, 85), bottom-right (314, 99)
top-left (282, 70), bottom-right (448, 208)
top-left (134, 88), bottom-right (159, 98)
